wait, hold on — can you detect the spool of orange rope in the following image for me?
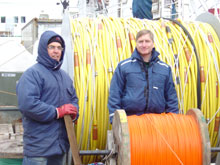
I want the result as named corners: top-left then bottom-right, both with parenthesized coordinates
top-left (111, 109), bottom-right (211, 165)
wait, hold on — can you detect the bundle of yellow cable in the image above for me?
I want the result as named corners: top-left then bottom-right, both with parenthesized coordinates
top-left (70, 17), bottom-right (220, 164)
top-left (186, 21), bottom-right (220, 150)
top-left (173, 20), bottom-right (220, 150)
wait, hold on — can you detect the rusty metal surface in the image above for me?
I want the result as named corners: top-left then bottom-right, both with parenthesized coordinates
top-left (0, 106), bottom-right (24, 158)
top-left (0, 140), bottom-right (23, 158)
top-left (0, 123), bottom-right (23, 158)
top-left (0, 124), bottom-right (13, 141)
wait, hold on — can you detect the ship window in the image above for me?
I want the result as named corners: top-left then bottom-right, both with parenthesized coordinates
top-left (21, 16), bottom-right (26, 23)
top-left (1, 16), bottom-right (6, 23)
top-left (14, 16), bottom-right (18, 23)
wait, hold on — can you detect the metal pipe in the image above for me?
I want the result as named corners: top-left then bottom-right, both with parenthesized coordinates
top-left (78, 147), bottom-right (220, 155)
top-left (79, 150), bottom-right (111, 155)
top-left (211, 147), bottom-right (220, 152)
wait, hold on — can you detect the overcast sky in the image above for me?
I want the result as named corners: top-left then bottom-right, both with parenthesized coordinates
top-left (0, 0), bottom-right (64, 6)
top-left (0, 0), bottom-right (78, 18)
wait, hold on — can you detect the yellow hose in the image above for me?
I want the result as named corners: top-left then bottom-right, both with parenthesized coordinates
top-left (70, 17), bottom-right (220, 164)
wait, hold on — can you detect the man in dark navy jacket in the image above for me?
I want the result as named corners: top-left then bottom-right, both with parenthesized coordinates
top-left (16, 30), bottom-right (79, 165)
top-left (108, 29), bottom-right (178, 123)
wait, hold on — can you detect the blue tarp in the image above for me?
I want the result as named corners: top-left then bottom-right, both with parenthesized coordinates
top-left (132, 0), bottom-right (153, 19)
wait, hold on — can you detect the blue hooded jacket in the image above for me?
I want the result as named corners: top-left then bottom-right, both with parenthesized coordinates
top-left (16, 31), bottom-right (79, 157)
top-left (108, 48), bottom-right (178, 122)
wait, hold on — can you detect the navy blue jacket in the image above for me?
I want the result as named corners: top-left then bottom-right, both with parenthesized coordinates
top-left (16, 31), bottom-right (79, 157)
top-left (132, 0), bottom-right (153, 19)
top-left (108, 48), bottom-right (178, 122)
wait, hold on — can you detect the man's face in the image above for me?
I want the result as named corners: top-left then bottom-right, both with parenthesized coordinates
top-left (47, 42), bottom-right (63, 61)
top-left (136, 33), bottom-right (154, 56)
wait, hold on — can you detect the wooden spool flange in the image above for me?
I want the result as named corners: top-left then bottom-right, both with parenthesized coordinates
top-left (112, 109), bottom-right (131, 165)
top-left (186, 108), bottom-right (211, 165)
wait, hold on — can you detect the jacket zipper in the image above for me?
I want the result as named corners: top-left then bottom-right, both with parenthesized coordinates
top-left (140, 61), bottom-right (149, 113)
top-left (145, 66), bottom-right (149, 113)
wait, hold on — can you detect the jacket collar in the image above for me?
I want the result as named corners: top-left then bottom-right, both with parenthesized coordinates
top-left (131, 48), bottom-right (160, 63)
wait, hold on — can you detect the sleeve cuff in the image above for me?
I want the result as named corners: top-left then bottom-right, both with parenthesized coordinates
top-left (56, 108), bottom-right (59, 119)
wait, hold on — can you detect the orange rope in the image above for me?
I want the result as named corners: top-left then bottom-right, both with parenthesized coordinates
top-left (127, 113), bottom-right (202, 165)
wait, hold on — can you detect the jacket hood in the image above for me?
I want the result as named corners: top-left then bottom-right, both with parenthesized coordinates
top-left (132, 48), bottom-right (160, 62)
top-left (37, 31), bottom-right (65, 70)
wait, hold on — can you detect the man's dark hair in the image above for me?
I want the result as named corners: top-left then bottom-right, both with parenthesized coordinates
top-left (136, 29), bottom-right (154, 42)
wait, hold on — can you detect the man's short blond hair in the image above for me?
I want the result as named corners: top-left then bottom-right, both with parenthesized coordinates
top-left (136, 29), bottom-right (154, 42)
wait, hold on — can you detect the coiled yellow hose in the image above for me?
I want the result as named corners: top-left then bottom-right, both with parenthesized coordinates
top-left (71, 17), bottom-right (220, 164)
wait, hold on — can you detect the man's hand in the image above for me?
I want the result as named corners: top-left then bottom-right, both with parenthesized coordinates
top-left (56, 104), bottom-right (77, 120)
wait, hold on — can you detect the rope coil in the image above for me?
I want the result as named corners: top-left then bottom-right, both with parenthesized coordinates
top-left (111, 109), bottom-right (211, 165)
top-left (128, 113), bottom-right (202, 164)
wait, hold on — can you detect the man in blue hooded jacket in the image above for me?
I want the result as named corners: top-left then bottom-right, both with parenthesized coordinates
top-left (16, 30), bottom-right (79, 165)
top-left (108, 29), bottom-right (178, 123)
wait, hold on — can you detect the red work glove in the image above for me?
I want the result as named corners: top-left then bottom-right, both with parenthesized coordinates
top-left (56, 104), bottom-right (77, 120)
